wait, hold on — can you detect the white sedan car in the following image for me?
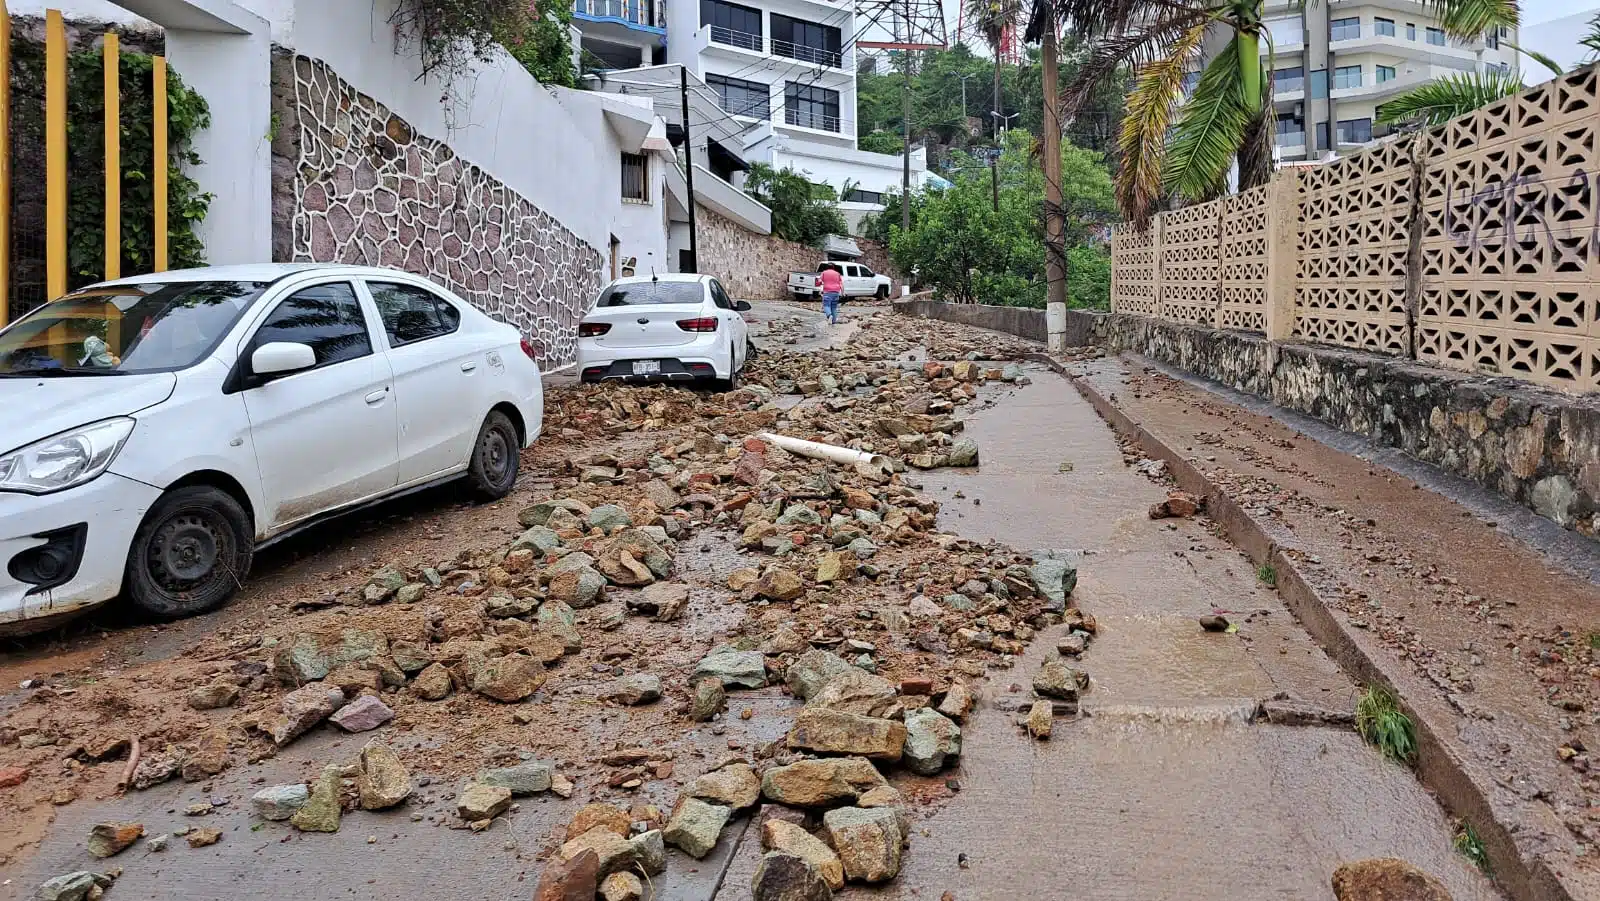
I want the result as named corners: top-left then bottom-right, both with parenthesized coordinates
top-left (577, 273), bottom-right (751, 388)
top-left (0, 263), bottom-right (543, 632)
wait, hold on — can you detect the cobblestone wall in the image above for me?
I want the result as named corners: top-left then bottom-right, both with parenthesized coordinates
top-left (269, 51), bottom-right (602, 369)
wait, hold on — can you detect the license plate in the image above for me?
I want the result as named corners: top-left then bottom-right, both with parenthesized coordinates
top-left (632, 360), bottom-right (661, 375)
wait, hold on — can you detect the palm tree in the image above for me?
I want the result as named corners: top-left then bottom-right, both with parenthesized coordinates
top-left (1380, 15), bottom-right (1600, 128)
top-left (1051, 0), bottom-right (1523, 226)
top-left (965, 0), bottom-right (1022, 140)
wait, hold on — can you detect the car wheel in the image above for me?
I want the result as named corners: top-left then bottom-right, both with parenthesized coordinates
top-left (721, 349), bottom-right (742, 392)
top-left (468, 410), bottom-right (520, 500)
top-left (124, 486), bottom-right (254, 619)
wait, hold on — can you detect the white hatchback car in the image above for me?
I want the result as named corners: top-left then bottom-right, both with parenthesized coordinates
top-left (576, 274), bottom-right (751, 388)
top-left (0, 264), bottom-right (543, 632)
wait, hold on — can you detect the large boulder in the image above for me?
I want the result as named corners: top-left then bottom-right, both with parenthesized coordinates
top-left (477, 761), bottom-right (554, 795)
top-left (762, 821), bottom-right (845, 890)
top-left (694, 646), bottom-right (768, 689)
top-left (457, 783), bottom-right (513, 821)
top-left (290, 767), bottom-right (343, 833)
top-left (263, 684), bottom-right (346, 746)
top-left (689, 763), bottom-right (761, 810)
top-left (807, 669), bottom-right (898, 718)
top-left (548, 565), bottom-right (607, 608)
top-left (753, 567), bottom-right (805, 601)
top-left (358, 743), bottom-right (412, 810)
top-left (538, 600), bottom-right (583, 652)
top-left (559, 827), bottom-right (638, 876)
top-left (786, 650), bottom-right (856, 701)
top-left (1028, 551), bottom-right (1079, 612)
top-left (272, 629), bottom-right (389, 684)
top-left (1033, 660), bottom-right (1087, 702)
top-left (752, 851), bottom-right (834, 901)
top-left (464, 652), bottom-right (546, 702)
top-left (1331, 859), bottom-right (1453, 901)
top-left (663, 797), bottom-right (732, 859)
top-left (901, 708), bottom-right (962, 775)
top-left (761, 757), bottom-right (884, 808)
top-left (626, 582), bottom-right (689, 621)
top-left (821, 806), bottom-right (903, 883)
top-left (787, 709), bottom-right (906, 762)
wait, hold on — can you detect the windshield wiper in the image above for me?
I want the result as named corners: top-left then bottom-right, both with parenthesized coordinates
top-left (0, 367), bottom-right (128, 377)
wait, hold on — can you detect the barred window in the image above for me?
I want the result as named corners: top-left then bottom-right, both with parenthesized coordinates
top-left (621, 152), bottom-right (648, 202)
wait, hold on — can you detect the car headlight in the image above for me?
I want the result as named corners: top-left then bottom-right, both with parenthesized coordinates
top-left (0, 418), bottom-right (137, 494)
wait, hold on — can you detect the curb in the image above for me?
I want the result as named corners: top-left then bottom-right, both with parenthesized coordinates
top-left (1026, 351), bottom-right (1583, 901)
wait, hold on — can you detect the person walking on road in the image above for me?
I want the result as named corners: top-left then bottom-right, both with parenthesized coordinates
top-left (819, 263), bottom-right (843, 325)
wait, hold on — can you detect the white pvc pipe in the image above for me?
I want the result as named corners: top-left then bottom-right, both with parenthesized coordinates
top-left (757, 432), bottom-right (892, 470)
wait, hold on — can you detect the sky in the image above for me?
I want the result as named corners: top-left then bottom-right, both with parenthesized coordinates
top-left (1523, 0), bottom-right (1600, 25)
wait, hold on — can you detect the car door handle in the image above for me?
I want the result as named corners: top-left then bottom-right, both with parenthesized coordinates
top-left (365, 388), bottom-right (389, 405)
top-left (461, 361), bottom-right (478, 372)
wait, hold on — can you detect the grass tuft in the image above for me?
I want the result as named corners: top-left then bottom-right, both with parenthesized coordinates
top-left (1256, 564), bottom-right (1276, 586)
top-left (1454, 822), bottom-right (1491, 873)
top-left (1356, 686), bottom-right (1416, 765)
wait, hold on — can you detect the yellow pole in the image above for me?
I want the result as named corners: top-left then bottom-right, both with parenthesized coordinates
top-left (104, 33), bottom-right (120, 281)
top-left (0, 0), bottom-right (11, 325)
top-left (45, 9), bottom-right (65, 300)
top-left (153, 56), bottom-right (167, 272)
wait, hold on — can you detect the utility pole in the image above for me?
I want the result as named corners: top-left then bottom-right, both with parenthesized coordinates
top-left (901, 43), bottom-right (913, 233)
top-left (958, 72), bottom-right (977, 127)
top-left (680, 65), bottom-right (698, 272)
top-left (989, 111), bottom-right (1018, 213)
top-left (1040, 4), bottom-right (1066, 352)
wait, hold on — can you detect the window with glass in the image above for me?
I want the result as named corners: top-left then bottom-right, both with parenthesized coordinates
top-left (1337, 117), bottom-right (1373, 143)
top-left (1484, 29), bottom-right (1498, 49)
top-left (1332, 65), bottom-right (1362, 89)
top-left (0, 281), bottom-right (266, 375)
top-left (1375, 17), bottom-right (1395, 36)
top-left (707, 73), bottom-right (771, 119)
top-left (1310, 68), bottom-right (1328, 98)
top-left (1376, 65), bottom-right (1396, 83)
top-left (368, 282), bottom-right (461, 347)
top-left (1426, 26), bottom-right (1446, 46)
top-left (1406, 22), bottom-right (1416, 40)
top-left (1274, 65), bottom-right (1304, 92)
top-left (620, 152), bottom-right (649, 202)
top-left (1316, 120), bottom-right (1329, 149)
top-left (251, 283), bottom-right (372, 368)
top-left (700, 0), bottom-right (761, 49)
top-left (1330, 16), bottom-right (1360, 40)
top-left (770, 13), bottom-right (842, 67)
top-left (843, 188), bottom-right (884, 204)
top-left (784, 83), bottom-right (840, 132)
top-left (1275, 112), bottom-right (1304, 145)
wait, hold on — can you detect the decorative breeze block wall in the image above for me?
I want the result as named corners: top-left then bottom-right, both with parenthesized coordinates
top-left (1156, 199), bottom-right (1222, 326)
top-left (1109, 225), bottom-right (1157, 316)
top-left (271, 53), bottom-right (603, 369)
top-left (1217, 183), bottom-right (1271, 332)
top-left (1415, 65), bottom-right (1600, 392)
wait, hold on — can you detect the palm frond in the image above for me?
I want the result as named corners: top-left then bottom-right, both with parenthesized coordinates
top-left (1376, 68), bottom-right (1525, 127)
top-left (1163, 35), bottom-right (1254, 201)
top-left (966, 0), bottom-right (1022, 46)
top-left (1425, 0), bottom-right (1520, 43)
top-left (1583, 14), bottom-right (1600, 62)
top-left (1503, 40), bottom-right (1564, 77)
top-left (1115, 17), bottom-right (1209, 227)
top-left (1061, 10), bottom-right (1211, 117)
top-left (1049, 0), bottom-right (1204, 41)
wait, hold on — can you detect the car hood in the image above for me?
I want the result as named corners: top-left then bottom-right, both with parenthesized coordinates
top-left (0, 372), bottom-right (177, 451)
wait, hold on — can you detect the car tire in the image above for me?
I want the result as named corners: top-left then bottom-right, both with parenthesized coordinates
top-left (124, 486), bottom-right (254, 619)
top-left (721, 349), bottom-right (742, 392)
top-left (467, 410), bottom-right (520, 500)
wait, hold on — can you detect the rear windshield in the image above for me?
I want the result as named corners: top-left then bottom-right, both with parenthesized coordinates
top-left (597, 282), bottom-right (703, 306)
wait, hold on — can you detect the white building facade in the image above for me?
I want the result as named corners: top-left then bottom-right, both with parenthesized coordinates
top-left (1249, 0), bottom-right (1520, 160)
top-left (576, 0), bottom-right (924, 231)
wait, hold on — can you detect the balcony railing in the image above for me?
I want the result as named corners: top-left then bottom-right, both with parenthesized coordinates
top-left (573, 0), bottom-right (664, 29)
top-left (784, 108), bottom-right (840, 133)
top-left (1275, 131), bottom-right (1305, 147)
top-left (708, 25), bottom-right (763, 52)
top-left (771, 38), bottom-right (842, 69)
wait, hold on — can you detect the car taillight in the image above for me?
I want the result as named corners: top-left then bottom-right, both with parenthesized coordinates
top-left (676, 318), bottom-right (718, 333)
top-left (579, 322), bottom-right (612, 337)
top-left (519, 337), bottom-right (537, 360)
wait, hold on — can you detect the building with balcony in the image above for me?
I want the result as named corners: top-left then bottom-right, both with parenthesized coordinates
top-left (573, 0), bottom-right (668, 71)
top-left (1210, 0), bottom-right (1521, 161)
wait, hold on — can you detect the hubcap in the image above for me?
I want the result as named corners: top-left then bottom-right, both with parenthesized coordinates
top-left (483, 428), bottom-right (511, 483)
top-left (148, 511), bottom-right (225, 592)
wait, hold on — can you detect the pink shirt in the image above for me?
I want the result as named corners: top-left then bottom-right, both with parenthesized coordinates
top-left (819, 268), bottom-right (843, 294)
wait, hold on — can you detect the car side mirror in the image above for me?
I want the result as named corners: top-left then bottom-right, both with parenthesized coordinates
top-left (734, 300), bottom-right (752, 312)
top-left (251, 341), bottom-right (317, 378)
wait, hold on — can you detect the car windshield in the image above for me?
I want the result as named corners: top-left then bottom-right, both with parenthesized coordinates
top-left (597, 281), bottom-right (703, 306)
top-left (0, 280), bottom-right (266, 376)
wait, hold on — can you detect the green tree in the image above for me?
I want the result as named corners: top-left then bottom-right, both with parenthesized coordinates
top-left (886, 130), bottom-right (1114, 307)
top-left (1054, 0), bottom-right (1521, 225)
top-left (859, 131), bottom-right (904, 154)
top-left (744, 164), bottom-right (849, 247)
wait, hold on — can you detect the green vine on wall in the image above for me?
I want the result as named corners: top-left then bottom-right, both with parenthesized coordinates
top-left (11, 36), bottom-right (212, 296)
top-left (390, 0), bottom-right (577, 88)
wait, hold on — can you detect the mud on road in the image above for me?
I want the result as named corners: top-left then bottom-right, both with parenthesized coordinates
top-left (0, 303), bottom-right (1510, 901)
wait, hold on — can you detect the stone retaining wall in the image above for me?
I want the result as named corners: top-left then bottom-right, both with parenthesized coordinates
top-left (893, 299), bottom-right (1600, 539)
top-left (699, 208), bottom-right (904, 302)
top-left (268, 51), bottom-right (603, 369)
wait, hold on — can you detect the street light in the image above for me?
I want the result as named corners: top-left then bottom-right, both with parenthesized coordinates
top-left (958, 73), bottom-right (979, 130)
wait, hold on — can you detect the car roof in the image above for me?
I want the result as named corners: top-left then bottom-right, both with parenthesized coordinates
top-left (605, 273), bottom-right (712, 287)
top-left (88, 263), bottom-right (420, 289)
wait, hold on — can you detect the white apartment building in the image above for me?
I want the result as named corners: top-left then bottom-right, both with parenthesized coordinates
top-left (1243, 0), bottom-right (1520, 160)
top-left (573, 0), bottom-right (924, 233)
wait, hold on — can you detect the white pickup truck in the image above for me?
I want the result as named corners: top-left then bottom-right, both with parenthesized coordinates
top-left (786, 262), bottom-right (892, 301)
